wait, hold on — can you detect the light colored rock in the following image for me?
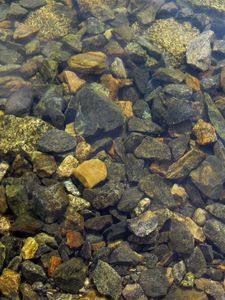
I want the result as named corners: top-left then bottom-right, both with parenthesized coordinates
top-left (0, 269), bottom-right (20, 298)
top-left (193, 119), bottom-right (217, 145)
top-left (60, 70), bottom-right (86, 93)
top-left (13, 23), bottom-right (39, 40)
top-left (193, 208), bottom-right (207, 227)
top-left (57, 155), bottom-right (79, 177)
top-left (21, 237), bottom-right (39, 260)
top-left (115, 100), bottom-right (133, 118)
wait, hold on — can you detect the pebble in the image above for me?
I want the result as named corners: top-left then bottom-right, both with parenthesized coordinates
top-left (48, 256), bottom-right (62, 277)
top-left (193, 208), bottom-right (207, 227)
top-left (57, 155), bottom-right (79, 178)
top-left (128, 210), bottom-right (158, 237)
top-left (195, 278), bottom-right (225, 300)
top-left (0, 269), bottom-right (20, 298)
top-left (192, 119), bottom-right (217, 145)
top-left (21, 237), bottom-right (39, 260)
top-left (66, 231), bottom-right (84, 249)
top-left (60, 70), bottom-right (86, 94)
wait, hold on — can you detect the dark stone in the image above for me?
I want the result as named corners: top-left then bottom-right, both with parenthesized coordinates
top-left (107, 163), bottom-right (126, 183)
top-left (163, 84), bottom-right (192, 99)
top-left (134, 136), bottom-right (171, 161)
top-left (169, 135), bottom-right (190, 161)
top-left (206, 203), bottom-right (225, 223)
top-left (185, 180), bottom-right (205, 207)
top-left (32, 183), bottom-right (68, 223)
top-left (124, 133), bottom-right (144, 153)
top-left (21, 261), bottom-right (47, 284)
top-left (5, 88), bottom-right (33, 117)
top-left (131, 67), bottom-right (149, 94)
top-left (105, 221), bottom-right (128, 242)
top-left (185, 247), bottom-right (207, 278)
top-left (133, 100), bottom-right (152, 119)
top-left (109, 243), bottom-right (143, 266)
top-left (169, 220), bottom-right (194, 255)
top-left (38, 128), bottom-right (76, 154)
top-left (5, 184), bottom-right (29, 216)
top-left (117, 187), bottom-right (144, 213)
top-left (139, 268), bottom-right (169, 298)
top-left (125, 153), bottom-right (145, 183)
top-left (128, 117), bottom-right (162, 134)
top-left (204, 219), bottom-right (225, 254)
top-left (190, 155), bottom-right (225, 199)
top-left (128, 211), bottom-right (159, 237)
top-left (139, 174), bottom-right (176, 208)
top-left (66, 85), bottom-right (125, 137)
top-left (53, 258), bottom-right (87, 293)
top-left (153, 67), bottom-right (185, 83)
top-left (214, 140), bottom-right (225, 166)
top-left (11, 213), bottom-right (43, 234)
top-left (85, 215), bottom-right (113, 232)
top-left (1, 236), bottom-right (22, 265)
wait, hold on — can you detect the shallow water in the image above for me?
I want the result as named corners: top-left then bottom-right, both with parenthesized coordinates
top-left (0, 0), bottom-right (225, 299)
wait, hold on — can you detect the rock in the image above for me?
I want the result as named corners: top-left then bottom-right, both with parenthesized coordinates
top-left (115, 100), bottom-right (133, 119)
top-left (193, 208), bottom-right (207, 227)
top-left (7, 3), bottom-right (28, 18)
top-left (206, 203), bottom-right (225, 223)
top-left (67, 84), bottom-right (125, 136)
top-left (0, 186), bottom-right (8, 213)
top-left (0, 162), bottom-right (9, 183)
top-left (185, 74), bottom-right (201, 91)
top-left (166, 148), bottom-right (206, 180)
top-left (204, 219), bottom-right (225, 254)
top-left (139, 268), bottom-right (169, 298)
top-left (190, 155), bottom-right (225, 199)
top-left (128, 211), bottom-right (158, 237)
top-left (192, 119), bottom-right (217, 145)
top-left (13, 23), bottom-right (38, 41)
top-left (60, 70), bottom-right (86, 93)
top-left (60, 207), bottom-right (84, 235)
top-left (163, 84), bottom-right (192, 99)
top-left (67, 52), bottom-right (107, 74)
top-left (128, 116), bottom-right (162, 134)
top-left (125, 153), bottom-right (145, 183)
top-left (57, 155), bottom-right (79, 178)
top-left (139, 174), bottom-right (176, 208)
top-left (134, 137), bottom-right (171, 161)
top-left (21, 237), bottom-right (39, 260)
top-left (73, 159), bottom-right (107, 189)
top-left (186, 31), bottom-right (213, 71)
top-left (75, 138), bottom-right (92, 162)
top-left (122, 283), bottom-right (147, 300)
top-left (173, 260), bottom-right (186, 283)
top-left (169, 220), bottom-right (194, 255)
top-left (111, 57), bottom-right (127, 79)
top-left (48, 256), bottom-right (62, 277)
top-left (32, 183), bottom-right (68, 223)
top-left (5, 87), bottom-right (33, 117)
top-left (38, 128), bottom-right (76, 154)
top-left (66, 231), bottom-right (84, 249)
top-left (21, 261), bottom-right (46, 284)
top-left (68, 194), bottom-right (90, 211)
top-left (53, 258), bottom-right (87, 293)
top-left (31, 151), bottom-right (57, 177)
top-left (93, 260), bottom-right (122, 300)
top-left (166, 288), bottom-right (208, 300)
top-left (5, 184), bottom-right (29, 216)
top-left (204, 93), bottom-right (225, 142)
top-left (19, 0), bottom-right (46, 9)
top-left (195, 278), bottom-right (225, 300)
top-left (213, 39), bottom-right (225, 54)
top-left (11, 213), bottom-right (43, 235)
top-left (109, 242), bottom-right (143, 266)
top-left (117, 187), bottom-right (143, 213)
top-left (153, 67), bottom-right (186, 83)
top-left (221, 67), bottom-right (225, 92)
top-left (186, 247), bottom-right (207, 278)
top-left (20, 283), bottom-right (40, 300)
top-left (0, 269), bottom-right (20, 298)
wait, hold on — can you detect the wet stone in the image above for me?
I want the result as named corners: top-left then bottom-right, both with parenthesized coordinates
top-left (122, 283), bottom-right (147, 300)
top-left (5, 184), bottom-right (29, 216)
top-left (173, 260), bottom-right (186, 283)
top-left (204, 219), bottom-right (225, 254)
top-left (166, 288), bottom-right (208, 300)
top-left (21, 261), bottom-right (47, 284)
top-left (19, 0), bottom-right (46, 9)
top-left (117, 187), bottom-right (143, 213)
top-left (125, 153), bottom-right (145, 183)
top-left (206, 203), bottom-right (225, 223)
top-left (85, 215), bottom-right (113, 232)
top-left (21, 237), bottom-right (39, 260)
top-left (192, 119), bottom-right (217, 145)
top-left (185, 246), bottom-right (207, 278)
top-left (128, 211), bottom-right (159, 237)
top-left (153, 67), bottom-right (186, 83)
top-left (0, 269), bottom-right (20, 298)
top-left (11, 213), bottom-right (43, 235)
top-left (32, 151), bottom-right (57, 178)
top-left (195, 278), bottom-right (225, 300)
top-left (128, 116), bottom-right (162, 134)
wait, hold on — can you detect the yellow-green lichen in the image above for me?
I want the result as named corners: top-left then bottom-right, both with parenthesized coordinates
top-left (23, 3), bottom-right (72, 40)
top-left (144, 18), bottom-right (199, 66)
top-left (0, 115), bottom-right (51, 154)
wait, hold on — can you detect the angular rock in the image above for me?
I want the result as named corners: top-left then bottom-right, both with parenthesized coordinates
top-left (192, 119), bottom-right (217, 145)
top-left (122, 283), bottom-right (147, 300)
top-left (185, 247), bottom-right (207, 278)
top-left (204, 219), bottom-right (225, 254)
top-left (128, 211), bottom-right (159, 237)
top-left (117, 187), bottom-right (143, 213)
top-left (153, 67), bottom-right (186, 83)
top-left (66, 231), bottom-right (84, 249)
top-left (57, 155), bottom-right (79, 178)
top-left (32, 151), bottom-right (57, 178)
top-left (206, 203), bottom-right (225, 223)
top-left (73, 159), bottom-right (107, 189)
top-left (93, 260), bottom-right (122, 300)
top-left (85, 215), bottom-right (113, 231)
top-left (109, 243), bottom-right (143, 266)
top-left (190, 155), bottom-right (225, 199)
top-left (125, 153), bottom-right (145, 183)
top-left (134, 136), bottom-right (171, 161)
top-left (6, 184), bottom-right (29, 216)
top-left (0, 269), bottom-right (20, 298)
top-left (20, 283), bottom-right (40, 300)
top-left (11, 213), bottom-right (43, 235)
top-left (5, 87), bottom-right (32, 117)
top-left (166, 288), bottom-right (208, 300)
top-left (21, 237), bottom-right (39, 260)
top-left (21, 261), bottom-right (46, 284)
top-left (195, 278), bottom-right (225, 300)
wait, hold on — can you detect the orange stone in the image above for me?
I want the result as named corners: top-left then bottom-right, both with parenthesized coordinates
top-left (48, 256), bottom-right (62, 277)
top-left (100, 74), bottom-right (120, 100)
top-left (60, 70), bottom-right (86, 93)
top-left (91, 241), bottom-right (106, 252)
top-left (192, 119), bottom-right (217, 145)
top-left (0, 269), bottom-right (20, 297)
top-left (185, 74), bottom-right (201, 91)
top-left (0, 20), bottom-right (11, 29)
top-left (66, 231), bottom-right (84, 249)
top-left (115, 100), bottom-right (133, 118)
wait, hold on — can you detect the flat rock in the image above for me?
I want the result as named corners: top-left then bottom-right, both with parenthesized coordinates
top-left (195, 278), bottom-right (225, 300)
top-left (5, 87), bottom-right (32, 117)
top-left (85, 215), bottom-right (113, 231)
top-left (21, 261), bottom-right (46, 284)
top-left (128, 116), bottom-right (162, 134)
top-left (117, 187), bottom-right (144, 212)
top-left (185, 247), bottom-right (207, 278)
top-left (153, 67), bottom-right (186, 83)
top-left (165, 288), bottom-right (208, 300)
top-left (206, 203), bottom-right (225, 223)
top-left (122, 283), bottom-right (147, 300)
top-left (19, 0), bottom-right (46, 9)
top-left (204, 219), bottom-right (225, 254)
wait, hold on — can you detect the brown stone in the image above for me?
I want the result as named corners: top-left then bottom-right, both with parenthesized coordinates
top-left (0, 269), bottom-right (20, 297)
top-left (166, 148), bottom-right (206, 180)
top-left (122, 283), bottom-right (147, 300)
top-left (61, 208), bottom-right (84, 235)
top-left (185, 74), bottom-right (201, 91)
top-left (0, 186), bottom-right (8, 213)
top-left (171, 184), bottom-right (188, 205)
top-left (13, 23), bottom-right (39, 41)
top-left (104, 40), bottom-right (125, 56)
top-left (0, 20), bottom-right (11, 29)
top-left (0, 216), bottom-right (11, 235)
top-left (195, 278), bottom-right (225, 300)
top-left (169, 288), bottom-right (208, 300)
top-left (115, 100), bottom-right (133, 118)
top-left (60, 70), bottom-right (86, 93)
top-left (92, 241), bottom-right (106, 252)
top-left (0, 76), bottom-right (31, 97)
top-left (20, 283), bottom-right (41, 300)
top-left (73, 159), bottom-right (107, 188)
top-left (75, 138), bottom-right (92, 162)
top-left (149, 162), bottom-right (170, 177)
top-left (48, 256), bottom-right (62, 277)
top-left (192, 119), bottom-right (217, 145)
top-left (68, 52), bottom-right (107, 74)
top-left (79, 289), bottom-right (108, 300)
top-left (32, 151), bottom-right (57, 177)
top-left (57, 155), bottom-right (79, 178)
top-left (66, 231), bottom-right (84, 249)
top-left (21, 237), bottom-right (39, 260)
top-left (100, 74), bottom-right (120, 100)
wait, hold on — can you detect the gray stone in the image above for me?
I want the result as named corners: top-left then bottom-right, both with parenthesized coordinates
top-left (125, 153), bottom-right (145, 183)
top-left (21, 261), bottom-right (47, 284)
top-left (117, 187), bottom-right (143, 213)
top-left (213, 40), bottom-right (225, 55)
top-left (206, 203), bottom-right (225, 223)
top-left (85, 215), bottom-right (113, 232)
top-left (109, 243), bottom-right (143, 266)
top-left (163, 84), bottom-right (192, 99)
top-left (5, 87), bottom-right (32, 117)
top-left (128, 117), bottom-right (162, 134)
top-left (173, 261), bottom-right (186, 283)
top-left (204, 219), bottom-right (225, 254)
top-left (19, 0), bottom-right (46, 9)
top-left (128, 211), bottom-right (159, 237)
top-left (185, 247), bottom-right (207, 278)
top-left (7, 3), bottom-right (28, 17)
top-left (153, 67), bottom-right (186, 83)
top-left (5, 184), bottom-right (29, 216)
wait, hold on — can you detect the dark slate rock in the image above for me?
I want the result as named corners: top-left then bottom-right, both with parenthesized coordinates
top-left (1, 236), bottom-right (22, 265)
top-left (5, 88), bottom-right (32, 117)
top-left (11, 213), bottom-right (43, 235)
top-left (105, 221), bottom-right (128, 242)
top-left (190, 155), bottom-right (225, 199)
top-left (85, 215), bottom-right (113, 232)
top-left (124, 133), bottom-right (144, 153)
top-left (117, 187), bottom-right (144, 213)
top-left (206, 203), bottom-right (225, 223)
top-left (185, 246), bottom-right (207, 278)
top-left (128, 117), bottom-right (162, 134)
top-left (125, 153), bottom-right (145, 183)
top-left (5, 184), bottom-right (29, 216)
top-left (133, 100), bottom-right (152, 119)
top-left (92, 260), bottom-right (122, 300)
top-left (134, 136), bottom-right (171, 161)
top-left (109, 243), bottom-right (143, 266)
top-left (67, 85), bottom-right (125, 137)
top-left (204, 219), bottom-right (225, 254)
top-left (169, 220), bottom-right (194, 256)
top-left (38, 128), bottom-right (76, 154)
top-left (185, 179), bottom-right (205, 207)
top-left (139, 174), bottom-right (176, 208)
top-left (214, 140), bottom-right (225, 166)
top-left (131, 67), bottom-right (149, 94)
top-left (139, 268), bottom-right (169, 298)
top-left (107, 163), bottom-right (126, 183)
top-left (21, 261), bottom-right (47, 284)
top-left (163, 84), bottom-right (192, 99)
top-left (153, 67), bottom-right (185, 83)
top-left (53, 258), bottom-right (87, 293)
top-left (32, 183), bottom-right (68, 223)
top-left (168, 135), bottom-right (190, 161)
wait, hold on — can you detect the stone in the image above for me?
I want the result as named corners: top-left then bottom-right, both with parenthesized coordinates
top-left (0, 186), bottom-right (8, 213)
top-left (115, 101), bottom-right (133, 118)
top-left (6, 184), bottom-right (29, 216)
top-left (68, 52), bottom-right (107, 74)
top-left (117, 187), bottom-right (143, 213)
top-left (7, 3), bottom-right (28, 18)
top-left (0, 269), bottom-right (20, 298)
top-left (128, 117), bottom-right (162, 134)
top-left (166, 148), bottom-right (206, 180)
top-left (38, 128), bottom-right (76, 154)
top-left (186, 247), bottom-right (207, 278)
top-left (193, 208), bottom-right (207, 227)
top-left (139, 268), bottom-right (169, 298)
top-left (213, 39), bottom-right (225, 54)
top-left (66, 231), bottom-right (84, 249)
top-left (206, 203), bottom-right (225, 223)
top-left (128, 211), bottom-right (159, 237)
top-left (68, 195), bottom-right (90, 211)
top-left (57, 155), bottom-right (79, 178)
top-left (204, 93), bottom-right (225, 142)
top-left (139, 174), bottom-right (176, 208)
top-left (111, 57), bottom-right (127, 79)
top-left (125, 153), bottom-right (145, 183)
top-left (192, 119), bottom-right (217, 145)
top-left (109, 243), bottom-right (143, 266)
top-left (153, 67), bottom-right (186, 83)
top-left (186, 30), bottom-right (213, 71)
top-left (173, 260), bottom-right (186, 283)
top-left (32, 183), bottom-right (68, 223)
top-left (53, 258), bottom-right (87, 293)
top-left (92, 260), bottom-right (122, 300)
top-left (73, 159), bottom-right (107, 189)
top-left (163, 84), bottom-right (193, 99)
top-left (61, 207), bottom-right (84, 235)
top-left (60, 70), bottom-right (86, 93)
top-left (13, 23), bottom-right (38, 41)
top-left (133, 198), bottom-right (151, 216)
top-left (85, 215), bottom-right (113, 232)
top-left (171, 184), bottom-right (188, 205)
top-left (21, 237), bottom-right (39, 260)
top-left (195, 278), bottom-right (225, 300)
top-left (166, 287), bottom-right (208, 300)
top-left (190, 155), bottom-right (225, 199)
top-left (185, 74), bottom-right (201, 91)
top-left (204, 219), bottom-right (225, 254)
top-left (169, 220), bottom-right (194, 255)
top-left (48, 256), bottom-right (62, 277)
top-left (20, 283), bottom-right (40, 300)
top-left (19, 0), bottom-right (46, 9)
top-left (31, 151), bottom-right (57, 177)
top-left (21, 261), bottom-right (47, 284)
top-left (67, 84), bottom-right (125, 137)
top-left (0, 162), bottom-right (9, 182)
top-left (11, 213), bottom-right (43, 235)
top-left (75, 139), bottom-right (92, 162)
top-left (134, 136), bottom-right (171, 161)
top-left (122, 283), bottom-right (147, 300)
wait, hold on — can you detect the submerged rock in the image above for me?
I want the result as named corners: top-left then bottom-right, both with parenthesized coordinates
top-left (204, 219), bottom-right (225, 254)
top-left (128, 211), bottom-right (159, 237)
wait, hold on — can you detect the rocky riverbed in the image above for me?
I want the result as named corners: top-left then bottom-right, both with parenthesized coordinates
top-left (0, 0), bottom-right (225, 299)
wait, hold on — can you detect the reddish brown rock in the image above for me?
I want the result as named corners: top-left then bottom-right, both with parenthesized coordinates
top-left (186, 74), bottom-right (201, 91)
top-left (66, 231), bottom-right (84, 249)
top-left (48, 256), bottom-right (62, 277)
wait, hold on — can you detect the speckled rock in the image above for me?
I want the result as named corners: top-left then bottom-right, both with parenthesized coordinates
top-left (128, 211), bottom-right (159, 237)
top-left (204, 219), bottom-right (225, 254)
top-left (21, 260), bottom-right (46, 284)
